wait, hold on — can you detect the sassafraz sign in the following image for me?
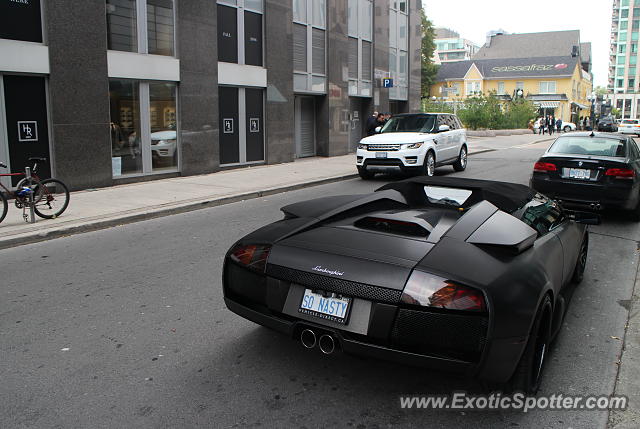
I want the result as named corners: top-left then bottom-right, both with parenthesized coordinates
top-left (491, 63), bottom-right (568, 72)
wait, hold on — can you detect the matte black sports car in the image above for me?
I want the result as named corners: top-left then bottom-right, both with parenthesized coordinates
top-left (531, 132), bottom-right (640, 220)
top-left (223, 177), bottom-right (596, 393)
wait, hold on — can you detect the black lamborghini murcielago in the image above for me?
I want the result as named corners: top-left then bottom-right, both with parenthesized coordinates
top-left (222, 177), bottom-right (597, 393)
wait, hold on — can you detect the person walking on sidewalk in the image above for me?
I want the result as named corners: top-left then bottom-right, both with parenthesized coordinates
top-left (548, 115), bottom-right (555, 135)
top-left (556, 117), bottom-right (563, 133)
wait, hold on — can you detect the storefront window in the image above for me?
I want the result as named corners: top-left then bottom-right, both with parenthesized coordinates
top-left (0, 0), bottom-right (42, 43)
top-left (149, 82), bottom-right (177, 171)
top-left (109, 80), bottom-right (142, 175)
top-left (106, 0), bottom-right (175, 56)
top-left (106, 0), bottom-right (138, 52)
top-left (147, 0), bottom-right (175, 56)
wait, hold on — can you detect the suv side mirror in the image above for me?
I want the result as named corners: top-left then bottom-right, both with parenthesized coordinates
top-left (438, 124), bottom-right (450, 132)
top-left (375, 126), bottom-right (382, 133)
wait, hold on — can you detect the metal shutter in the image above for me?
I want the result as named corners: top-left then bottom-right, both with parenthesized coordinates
top-left (348, 37), bottom-right (358, 79)
top-left (361, 40), bottom-right (371, 80)
top-left (298, 98), bottom-right (315, 157)
top-left (312, 28), bottom-right (325, 75)
top-left (293, 23), bottom-right (307, 72)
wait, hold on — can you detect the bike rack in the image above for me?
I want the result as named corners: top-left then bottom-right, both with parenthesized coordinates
top-left (24, 166), bottom-right (36, 224)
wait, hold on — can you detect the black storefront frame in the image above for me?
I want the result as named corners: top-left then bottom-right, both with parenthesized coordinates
top-left (0, 73), bottom-right (55, 189)
top-left (216, 0), bottom-right (264, 67)
top-left (218, 85), bottom-right (265, 166)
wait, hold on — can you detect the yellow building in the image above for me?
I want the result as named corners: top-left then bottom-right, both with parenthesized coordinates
top-left (430, 31), bottom-right (593, 124)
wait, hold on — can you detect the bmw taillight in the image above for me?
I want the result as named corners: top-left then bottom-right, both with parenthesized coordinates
top-left (229, 244), bottom-right (271, 272)
top-left (533, 161), bottom-right (557, 173)
top-left (401, 270), bottom-right (486, 312)
top-left (605, 168), bottom-right (635, 179)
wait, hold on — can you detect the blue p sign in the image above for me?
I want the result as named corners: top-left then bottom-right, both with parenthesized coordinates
top-left (382, 78), bottom-right (394, 88)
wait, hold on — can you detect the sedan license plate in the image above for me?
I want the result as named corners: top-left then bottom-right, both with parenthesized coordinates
top-left (299, 289), bottom-right (352, 324)
top-left (375, 152), bottom-right (387, 158)
top-left (569, 168), bottom-right (591, 179)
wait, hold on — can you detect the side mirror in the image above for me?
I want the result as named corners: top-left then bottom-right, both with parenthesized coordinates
top-left (375, 126), bottom-right (382, 133)
top-left (568, 211), bottom-right (601, 225)
top-left (438, 124), bottom-right (450, 132)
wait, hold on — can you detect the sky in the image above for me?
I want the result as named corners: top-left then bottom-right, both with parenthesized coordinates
top-left (423, 0), bottom-right (613, 88)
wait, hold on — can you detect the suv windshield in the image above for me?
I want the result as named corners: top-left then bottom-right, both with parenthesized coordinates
top-left (548, 136), bottom-right (627, 157)
top-left (380, 115), bottom-right (437, 133)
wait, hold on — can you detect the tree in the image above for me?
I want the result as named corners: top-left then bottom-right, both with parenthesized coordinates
top-left (594, 86), bottom-right (608, 97)
top-left (420, 9), bottom-right (439, 100)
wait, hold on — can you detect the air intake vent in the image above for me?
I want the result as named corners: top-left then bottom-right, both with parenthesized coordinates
top-left (355, 216), bottom-right (430, 237)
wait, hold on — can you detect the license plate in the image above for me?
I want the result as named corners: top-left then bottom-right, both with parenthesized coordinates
top-left (569, 168), bottom-right (591, 179)
top-left (299, 289), bottom-right (352, 324)
top-left (375, 152), bottom-right (387, 158)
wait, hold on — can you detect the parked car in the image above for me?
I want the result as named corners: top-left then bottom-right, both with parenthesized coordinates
top-left (356, 113), bottom-right (468, 179)
top-left (597, 117), bottom-right (618, 132)
top-left (531, 132), bottom-right (640, 219)
top-left (223, 176), bottom-right (596, 393)
top-left (617, 118), bottom-right (640, 136)
top-left (533, 119), bottom-right (576, 133)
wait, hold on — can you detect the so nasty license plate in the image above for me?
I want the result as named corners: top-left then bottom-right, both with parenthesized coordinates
top-left (299, 289), bottom-right (352, 324)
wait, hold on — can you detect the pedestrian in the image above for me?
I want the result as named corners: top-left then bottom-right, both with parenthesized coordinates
top-left (539, 116), bottom-right (546, 135)
top-left (366, 111), bottom-right (378, 136)
top-left (585, 117), bottom-right (591, 131)
top-left (556, 117), bottom-right (563, 133)
top-left (367, 112), bottom-right (385, 136)
top-left (549, 115), bottom-right (555, 135)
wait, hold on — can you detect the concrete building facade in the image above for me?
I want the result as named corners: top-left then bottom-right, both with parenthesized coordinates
top-left (0, 0), bottom-right (422, 191)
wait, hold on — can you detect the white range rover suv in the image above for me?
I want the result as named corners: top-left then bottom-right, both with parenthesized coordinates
top-left (356, 113), bottom-right (468, 179)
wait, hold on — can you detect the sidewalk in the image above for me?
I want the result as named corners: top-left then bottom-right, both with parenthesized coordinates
top-left (0, 134), bottom-right (553, 249)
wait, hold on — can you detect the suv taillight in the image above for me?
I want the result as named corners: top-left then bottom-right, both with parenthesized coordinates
top-left (230, 244), bottom-right (271, 272)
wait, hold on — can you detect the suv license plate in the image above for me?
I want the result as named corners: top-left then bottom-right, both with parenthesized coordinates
top-left (375, 152), bottom-right (387, 158)
top-left (299, 289), bottom-right (352, 324)
top-left (569, 168), bottom-right (590, 179)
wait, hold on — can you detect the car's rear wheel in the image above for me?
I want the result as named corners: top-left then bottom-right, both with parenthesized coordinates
top-left (452, 146), bottom-right (467, 172)
top-left (571, 232), bottom-right (589, 284)
top-left (357, 166), bottom-right (374, 180)
top-left (422, 151), bottom-right (435, 177)
top-left (507, 295), bottom-right (552, 394)
top-left (563, 126), bottom-right (571, 132)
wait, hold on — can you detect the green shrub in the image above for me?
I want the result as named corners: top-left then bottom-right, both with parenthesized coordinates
top-left (456, 92), bottom-right (538, 130)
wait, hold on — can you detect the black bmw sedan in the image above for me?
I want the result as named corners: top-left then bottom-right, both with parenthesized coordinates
top-left (531, 132), bottom-right (640, 219)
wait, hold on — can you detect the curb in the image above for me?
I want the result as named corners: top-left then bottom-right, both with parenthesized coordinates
top-left (0, 173), bottom-right (358, 250)
top-left (0, 145), bottom-right (543, 250)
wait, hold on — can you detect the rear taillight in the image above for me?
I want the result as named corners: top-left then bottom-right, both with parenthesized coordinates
top-left (533, 161), bottom-right (557, 173)
top-left (229, 244), bottom-right (271, 272)
top-left (605, 168), bottom-right (635, 179)
top-left (401, 270), bottom-right (486, 312)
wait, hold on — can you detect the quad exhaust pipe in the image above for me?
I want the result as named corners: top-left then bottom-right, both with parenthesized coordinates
top-left (589, 203), bottom-right (602, 210)
top-left (299, 329), bottom-right (336, 355)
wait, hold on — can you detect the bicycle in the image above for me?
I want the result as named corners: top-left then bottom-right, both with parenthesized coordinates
top-left (0, 157), bottom-right (70, 224)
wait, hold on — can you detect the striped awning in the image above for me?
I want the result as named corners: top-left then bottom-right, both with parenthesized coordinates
top-left (572, 102), bottom-right (589, 109)
top-left (535, 101), bottom-right (560, 108)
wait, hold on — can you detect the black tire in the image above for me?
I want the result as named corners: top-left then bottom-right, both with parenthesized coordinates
top-left (33, 179), bottom-right (70, 219)
top-left (571, 232), bottom-right (589, 284)
top-left (0, 191), bottom-right (7, 224)
top-left (629, 199), bottom-right (640, 222)
top-left (357, 166), bottom-right (374, 180)
top-left (422, 151), bottom-right (435, 177)
top-left (15, 176), bottom-right (45, 204)
top-left (508, 295), bottom-right (552, 394)
top-left (563, 126), bottom-right (571, 132)
top-left (452, 145), bottom-right (467, 172)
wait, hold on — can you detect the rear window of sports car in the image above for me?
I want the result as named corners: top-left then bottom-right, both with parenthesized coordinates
top-left (548, 137), bottom-right (627, 158)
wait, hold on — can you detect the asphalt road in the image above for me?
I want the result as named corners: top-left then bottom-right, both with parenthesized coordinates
top-left (1, 140), bottom-right (638, 428)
